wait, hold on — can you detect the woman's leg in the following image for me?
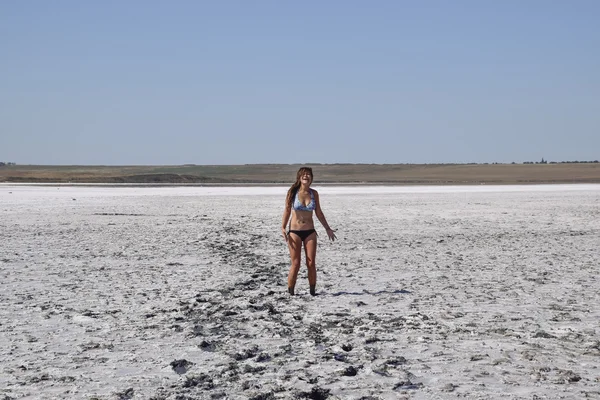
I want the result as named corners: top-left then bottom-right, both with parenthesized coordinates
top-left (287, 233), bottom-right (303, 295)
top-left (304, 232), bottom-right (318, 295)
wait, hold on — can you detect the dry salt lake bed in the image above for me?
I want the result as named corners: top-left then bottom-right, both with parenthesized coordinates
top-left (1, 184), bottom-right (599, 400)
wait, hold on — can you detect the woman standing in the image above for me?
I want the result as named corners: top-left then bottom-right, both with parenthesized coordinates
top-left (281, 167), bottom-right (336, 296)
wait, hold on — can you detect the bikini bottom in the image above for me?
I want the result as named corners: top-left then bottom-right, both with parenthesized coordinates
top-left (288, 229), bottom-right (316, 241)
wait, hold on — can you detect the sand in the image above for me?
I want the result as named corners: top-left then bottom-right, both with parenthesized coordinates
top-left (1, 184), bottom-right (599, 399)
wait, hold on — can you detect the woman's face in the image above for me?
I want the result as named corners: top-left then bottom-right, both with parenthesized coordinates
top-left (299, 170), bottom-right (313, 185)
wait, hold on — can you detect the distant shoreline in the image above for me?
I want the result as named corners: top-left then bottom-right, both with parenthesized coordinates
top-left (2, 182), bottom-right (600, 189)
top-left (1, 163), bottom-right (599, 185)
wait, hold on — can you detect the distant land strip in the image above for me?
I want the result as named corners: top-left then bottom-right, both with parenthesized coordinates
top-left (1, 163), bottom-right (600, 185)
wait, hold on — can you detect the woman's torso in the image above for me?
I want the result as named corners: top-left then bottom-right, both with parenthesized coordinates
top-left (289, 189), bottom-right (316, 231)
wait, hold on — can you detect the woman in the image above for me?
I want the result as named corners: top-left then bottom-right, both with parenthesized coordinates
top-left (281, 167), bottom-right (336, 296)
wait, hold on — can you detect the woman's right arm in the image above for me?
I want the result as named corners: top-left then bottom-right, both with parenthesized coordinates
top-left (281, 196), bottom-right (291, 242)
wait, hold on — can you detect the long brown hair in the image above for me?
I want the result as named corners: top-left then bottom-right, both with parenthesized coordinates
top-left (286, 167), bottom-right (313, 209)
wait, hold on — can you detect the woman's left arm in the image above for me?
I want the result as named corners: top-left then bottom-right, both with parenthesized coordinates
top-left (314, 190), bottom-right (336, 241)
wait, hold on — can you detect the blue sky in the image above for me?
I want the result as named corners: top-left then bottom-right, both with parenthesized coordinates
top-left (1, 1), bottom-right (598, 165)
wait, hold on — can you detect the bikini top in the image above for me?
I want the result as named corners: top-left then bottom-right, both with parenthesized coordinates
top-left (293, 189), bottom-right (316, 211)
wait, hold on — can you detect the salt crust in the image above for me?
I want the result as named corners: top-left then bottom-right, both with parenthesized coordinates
top-left (1, 185), bottom-right (599, 399)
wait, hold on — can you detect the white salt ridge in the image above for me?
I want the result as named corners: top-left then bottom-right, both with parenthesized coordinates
top-left (1, 184), bottom-right (599, 399)
top-left (2, 182), bottom-right (599, 198)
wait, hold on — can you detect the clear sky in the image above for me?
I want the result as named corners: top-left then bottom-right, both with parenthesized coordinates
top-left (1, 1), bottom-right (598, 165)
